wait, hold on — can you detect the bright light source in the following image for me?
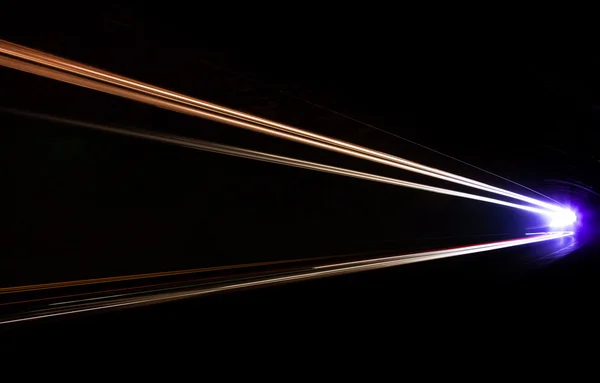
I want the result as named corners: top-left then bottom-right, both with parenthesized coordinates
top-left (548, 209), bottom-right (577, 227)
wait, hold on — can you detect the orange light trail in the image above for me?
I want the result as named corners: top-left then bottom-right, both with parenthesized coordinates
top-left (0, 40), bottom-right (563, 214)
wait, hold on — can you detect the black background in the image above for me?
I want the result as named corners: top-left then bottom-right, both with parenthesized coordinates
top-left (2, 4), bottom-right (600, 337)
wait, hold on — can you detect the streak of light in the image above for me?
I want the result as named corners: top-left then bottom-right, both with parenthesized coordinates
top-left (46, 264), bottom-right (314, 307)
top-left (282, 90), bottom-right (566, 208)
top-left (1, 108), bottom-right (556, 217)
top-left (0, 280), bottom-right (183, 307)
top-left (0, 232), bottom-right (572, 325)
top-left (313, 231), bottom-right (574, 269)
top-left (0, 40), bottom-right (562, 213)
top-left (0, 248), bottom-right (383, 294)
top-left (0, 263), bottom-right (314, 307)
top-left (525, 231), bottom-right (572, 236)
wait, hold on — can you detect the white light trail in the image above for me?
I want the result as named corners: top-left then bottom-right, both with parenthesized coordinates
top-left (0, 108), bottom-right (555, 216)
top-left (314, 231), bottom-right (574, 270)
top-left (0, 232), bottom-right (572, 325)
top-left (0, 40), bottom-right (562, 214)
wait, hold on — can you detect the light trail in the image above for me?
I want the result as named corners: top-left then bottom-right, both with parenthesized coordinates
top-left (0, 248), bottom-right (389, 295)
top-left (313, 232), bottom-right (574, 269)
top-left (0, 40), bottom-right (563, 213)
top-left (0, 232), bottom-right (572, 325)
top-left (1, 108), bottom-right (555, 217)
top-left (0, 263), bottom-right (325, 307)
top-left (283, 90), bottom-right (566, 208)
top-left (525, 231), bottom-right (573, 236)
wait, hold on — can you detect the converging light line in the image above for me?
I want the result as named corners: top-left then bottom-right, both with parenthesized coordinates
top-left (0, 40), bottom-right (563, 214)
top-left (0, 108), bottom-right (556, 217)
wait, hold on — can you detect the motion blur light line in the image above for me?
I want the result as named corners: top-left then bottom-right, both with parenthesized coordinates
top-left (284, 91), bottom-right (567, 208)
top-left (0, 232), bottom-right (572, 325)
top-left (314, 231), bottom-right (574, 269)
top-left (0, 240), bottom-right (386, 295)
top-left (526, 231), bottom-right (573, 236)
top-left (0, 108), bottom-right (556, 217)
top-left (0, 40), bottom-right (563, 214)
